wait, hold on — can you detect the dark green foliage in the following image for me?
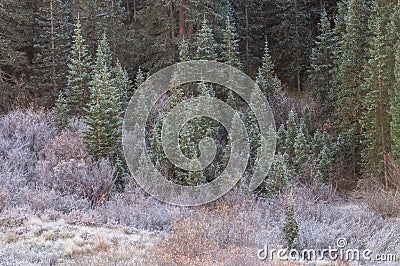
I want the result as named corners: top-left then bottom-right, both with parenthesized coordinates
top-left (283, 201), bottom-right (299, 249)
top-left (332, 0), bottom-right (371, 179)
top-left (65, 17), bottom-right (92, 116)
top-left (83, 35), bottom-right (121, 161)
top-left (221, 16), bottom-right (242, 68)
top-left (286, 109), bottom-right (299, 162)
top-left (55, 92), bottom-right (70, 130)
top-left (272, 0), bottom-right (313, 91)
top-left (31, 0), bottom-right (74, 105)
top-left (361, 0), bottom-right (394, 182)
top-left (309, 9), bottom-right (335, 113)
top-left (391, 32), bottom-right (400, 164)
top-left (293, 130), bottom-right (309, 173)
top-left (263, 152), bottom-right (290, 197)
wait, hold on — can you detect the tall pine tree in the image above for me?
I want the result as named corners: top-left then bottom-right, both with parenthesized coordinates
top-left (65, 16), bottom-right (92, 116)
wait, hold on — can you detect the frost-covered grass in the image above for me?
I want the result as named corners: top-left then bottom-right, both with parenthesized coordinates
top-left (0, 109), bottom-right (399, 265)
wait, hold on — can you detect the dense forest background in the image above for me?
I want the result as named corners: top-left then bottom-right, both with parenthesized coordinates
top-left (2, 0), bottom-right (400, 196)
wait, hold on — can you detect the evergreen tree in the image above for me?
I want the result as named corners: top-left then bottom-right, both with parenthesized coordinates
top-left (65, 16), bottom-right (92, 116)
top-left (260, 40), bottom-right (281, 95)
top-left (83, 35), bottom-right (121, 161)
top-left (178, 37), bottom-right (191, 62)
top-left (55, 92), bottom-right (70, 130)
top-left (315, 144), bottom-right (333, 183)
top-left (332, 0), bottom-right (371, 179)
top-left (311, 130), bottom-right (323, 159)
top-left (136, 0), bottom-right (177, 71)
top-left (276, 124), bottom-right (287, 154)
top-left (135, 67), bottom-right (145, 90)
top-left (361, 0), bottom-right (393, 183)
top-left (195, 17), bottom-right (218, 61)
top-left (32, 0), bottom-right (74, 104)
top-left (283, 201), bottom-right (299, 249)
top-left (309, 9), bottom-right (335, 113)
top-left (0, 0), bottom-right (34, 111)
top-left (256, 39), bottom-right (286, 125)
top-left (221, 16), bottom-right (242, 68)
top-left (273, 0), bottom-right (313, 91)
top-left (264, 152), bottom-right (290, 197)
top-left (286, 109), bottom-right (299, 162)
top-left (293, 130), bottom-right (309, 173)
top-left (113, 59), bottom-right (131, 114)
top-left (81, 0), bottom-right (131, 67)
top-left (391, 33), bottom-right (400, 164)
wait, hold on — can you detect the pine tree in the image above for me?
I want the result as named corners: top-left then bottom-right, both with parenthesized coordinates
top-left (81, 0), bottom-right (131, 67)
top-left (113, 59), bottom-right (131, 115)
top-left (55, 92), bottom-right (70, 130)
top-left (221, 16), bottom-right (242, 68)
top-left (264, 152), bottom-right (290, 197)
top-left (135, 67), bottom-right (145, 90)
top-left (32, 0), bottom-right (74, 105)
top-left (273, 0), bottom-right (313, 91)
top-left (286, 109), bottom-right (298, 162)
top-left (276, 124), bottom-right (287, 154)
top-left (256, 39), bottom-right (286, 125)
top-left (195, 17), bottom-right (218, 61)
top-left (315, 144), bottom-right (333, 183)
top-left (309, 9), bottom-right (335, 113)
top-left (391, 35), bottom-right (400, 164)
top-left (65, 16), bottom-right (92, 116)
top-left (83, 35), bottom-right (121, 161)
top-left (283, 201), bottom-right (299, 249)
top-left (178, 37), bottom-right (191, 62)
top-left (293, 130), bottom-right (309, 173)
top-left (332, 0), bottom-right (371, 179)
top-left (361, 0), bottom-right (393, 183)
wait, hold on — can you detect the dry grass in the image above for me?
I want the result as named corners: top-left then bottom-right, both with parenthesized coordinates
top-left (357, 155), bottom-right (400, 218)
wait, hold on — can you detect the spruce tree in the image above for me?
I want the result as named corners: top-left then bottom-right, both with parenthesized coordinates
top-left (221, 16), bottom-right (242, 68)
top-left (293, 130), bottom-right (309, 173)
top-left (32, 0), bottom-right (74, 105)
top-left (286, 109), bottom-right (299, 162)
top-left (195, 17), bottom-right (218, 61)
top-left (135, 67), bottom-right (145, 90)
top-left (283, 201), bottom-right (299, 249)
top-left (83, 35), bottom-right (121, 161)
top-left (264, 152), bottom-right (290, 197)
top-left (391, 37), bottom-right (400, 164)
top-left (55, 92), bottom-right (70, 130)
top-left (332, 0), bottom-right (371, 179)
top-left (276, 124), bottom-right (287, 154)
top-left (315, 144), bottom-right (333, 183)
top-left (256, 39), bottom-right (286, 125)
top-left (361, 0), bottom-right (393, 183)
top-left (309, 9), bottom-right (335, 113)
top-left (65, 16), bottom-right (92, 116)
top-left (113, 59), bottom-right (131, 114)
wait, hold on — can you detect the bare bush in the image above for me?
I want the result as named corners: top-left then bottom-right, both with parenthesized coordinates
top-left (35, 129), bottom-right (115, 207)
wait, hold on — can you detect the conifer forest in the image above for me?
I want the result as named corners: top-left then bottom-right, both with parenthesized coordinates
top-left (0, 0), bottom-right (400, 265)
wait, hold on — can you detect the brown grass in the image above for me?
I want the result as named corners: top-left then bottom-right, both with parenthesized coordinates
top-left (357, 155), bottom-right (400, 218)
